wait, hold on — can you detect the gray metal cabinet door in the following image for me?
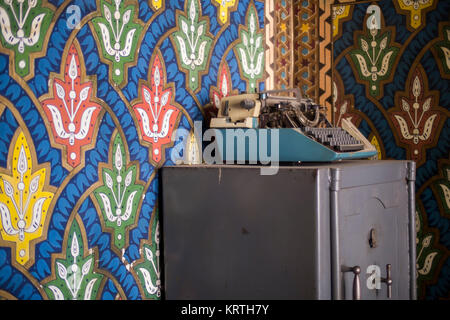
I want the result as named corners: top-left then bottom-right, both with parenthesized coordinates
top-left (338, 179), bottom-right (410, 300)
top-left (162, 166), bottom-right (320, 299)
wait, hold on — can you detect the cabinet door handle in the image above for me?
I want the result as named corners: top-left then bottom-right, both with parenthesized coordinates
top-left (342, 265), bottom-right (361, 300)
top-left (381, 264), bottom-right (393, 299)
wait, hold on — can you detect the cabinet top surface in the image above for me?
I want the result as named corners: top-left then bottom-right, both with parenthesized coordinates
top-left (165, 160), bottom-right (413, 171)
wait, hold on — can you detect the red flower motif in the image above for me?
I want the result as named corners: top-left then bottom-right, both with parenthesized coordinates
top-left (41, 44), bottom-right (102, 169)
top-left (211, 62), bottom-right (233, 111)
top-left (132, 53), bottom-right (180, 166)
top-left (205, 62), bottom-right (235, 125)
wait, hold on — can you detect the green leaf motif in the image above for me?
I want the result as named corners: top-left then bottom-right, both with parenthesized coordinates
top-left (349, 28), bottom-right (399, 97)
top-left (234, 5), bottom-right (264, 92)
top-left (415, 205), bottom-right (442, 298)
top-left (92, 0), bottom-right (143, 86)
top-left (0, 0), bottom-right (53, 79)
top-left (93, 131), bottom-right (144, 251)
top-left (433, 164), bottom-right (450, 216)
top-left (134, 209), bottom-right (160, 300)
top-left (434, 26), bottom-right (450, 75)
top-left (171, 0), bottom-right (213, 93)
top-left (43, 219), bottom-right (104, 300)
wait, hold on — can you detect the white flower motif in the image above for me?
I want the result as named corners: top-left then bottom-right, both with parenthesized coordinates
top-left (138, 222), bottom-right (161, 297)
top-left (55, 235), bottom-right (94, 300)
top-left (236, 9), bottom-right (264, 89)
top-left (0, 147), bottom-right (46, 241)
top-left (0, 0), bottom-right (44, 54)
top-left (98, 170), bottom-right (137, 227)
top-left (97, 1), bottom-right (136, 62)
top-left (394, 75), bottom-right (436, 144)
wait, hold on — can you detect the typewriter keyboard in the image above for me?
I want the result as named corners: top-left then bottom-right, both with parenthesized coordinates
top-left (303, 127), bottom-right (364, 152)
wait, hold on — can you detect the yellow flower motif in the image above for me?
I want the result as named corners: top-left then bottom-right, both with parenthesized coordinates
top-left (149, 0), bottom-right (163, 11)
top-left (370, 135), bottom-right (382, 160)
top-left (0, 129), bottom-right (54, 267)
top-left (332, 5), bottom-right (351, 37)
top-left (214, 0), bottom-right (237, 25)
top-left (397, 0), bottom-right (433, 29)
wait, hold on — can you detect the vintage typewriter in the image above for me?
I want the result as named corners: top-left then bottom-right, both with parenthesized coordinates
top-left (208, 88), bottom-right (377, 162)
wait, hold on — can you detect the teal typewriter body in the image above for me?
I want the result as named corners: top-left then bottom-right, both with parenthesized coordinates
top-left (211, 127), bottom-right (377, 163)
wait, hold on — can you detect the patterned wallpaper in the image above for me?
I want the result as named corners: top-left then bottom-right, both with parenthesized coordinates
top-left (265, 0), bottom-right (334, 118)
top-left (0, 0), bottom-right (448, 301)
top-left (332, 0), bottom-right (449, 300)
top-left (0, 0), bottom-right (264, 300)
top-left (269, 0), bottom-right (449, 300)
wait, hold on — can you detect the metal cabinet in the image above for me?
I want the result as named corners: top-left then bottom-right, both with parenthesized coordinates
top-left (160, 160), bottom-right (416, 300)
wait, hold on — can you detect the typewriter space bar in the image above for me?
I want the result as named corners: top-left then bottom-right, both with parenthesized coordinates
top-left (336, 143), bottom-right (364, 152)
